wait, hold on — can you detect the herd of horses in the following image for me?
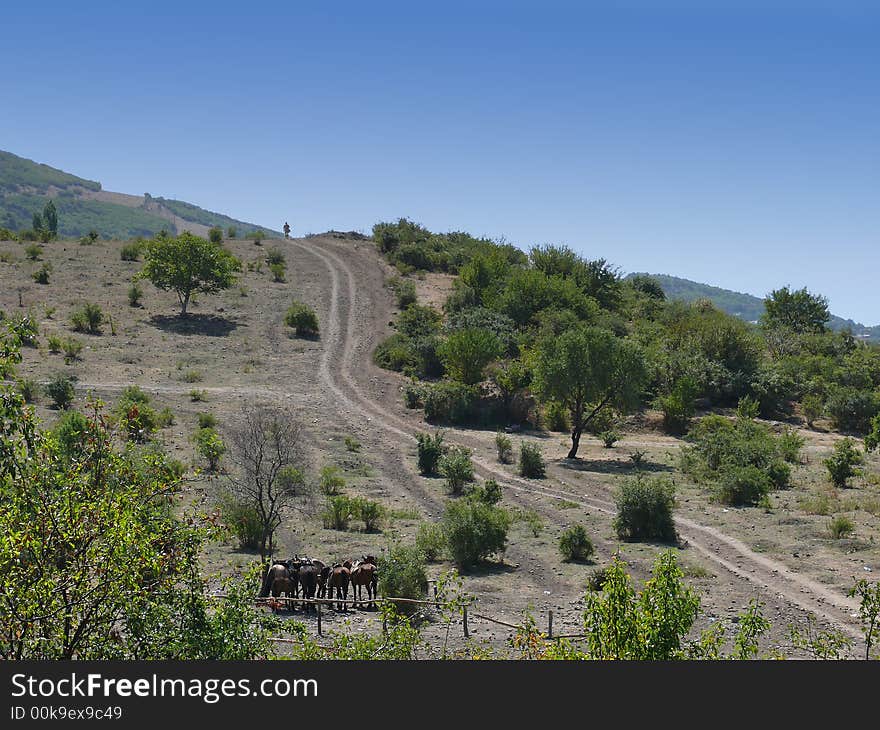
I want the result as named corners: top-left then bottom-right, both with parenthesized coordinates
top-left (259, 555), bottom-right (379, 612)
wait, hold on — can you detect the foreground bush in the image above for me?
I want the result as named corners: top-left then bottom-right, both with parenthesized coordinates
top-left (441, 497), bottom-right (511, 570)
top-left (45, 374), bottom-right (75, 409)
top-left (377, 544), bottom-right (428, 615)
top-left (284, 301), bottom-right (319, 336)
top-left (614, 475), bottom-right (676, 542)
top-left (519, 442), bottom-right (546, 478)
top-left (559, 525), bottom-right (594, 562)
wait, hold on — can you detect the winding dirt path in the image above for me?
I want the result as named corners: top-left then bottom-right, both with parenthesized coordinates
top-left (288, 235), bottom-right (864, 643)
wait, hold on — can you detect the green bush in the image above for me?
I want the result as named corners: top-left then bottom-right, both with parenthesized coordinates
top-left (545, 401), bottom-right (570, 432)
top-left (227, 227), bottom-right (237, 239)
top-left (469, 479), bottom-right (502, 505)
top-left (802, 394), bottom-right (824, 427)
top-left (276, 466), bottom-right (304, 494)
top-left (825, 387), bottom-right (880, 434)
top-left (16, 378), bottom-right (38, 403)
top-left (600, 430), bottom-right (620, 448)
top-left (388, 276), bottom-right (417, 308)
top-left (197, 412), bottom-right (217, 429)
top-left (437, 328), bottom-right (502, 385)
top-left (156, 407), bottom-right (174, 428)
top-left (53, 409), bottom-right (91, 460)
top-left (352, 497), bottom-right (386, 532)
top-left (415, 522), bottom-right (446, 562)
top-left (656, 377), bottom-right (698, 434)
top-left (824, 438), bottom-right (864, 488)
top-left (559, 525), bottom-right (594, 562)
top-left (45, 374), bottom-right (75, 409)
top-left (47, 334), bottom-right (63, 353)
top-left (778, 428), bottom-right (806, 463)
top-left (216, 490), bottom-right (262, 549)
top-left (828, 515), bottom-right (855, 540)
top-left (422, 380), bottom-right (478, 425)
top-left (613, 475), bottom-right (676, 542)
top-left (377, 544), bottom-right (428, 615)
top-left (265, 248), bottom-right (285, 266)
top-left (128, 282), bottom-right (143, 307)
top-left (284, 301), bottom-right (319, 336)
top-left (208, 226), bottom-right (223, 243)
top-left (71, 302), bottom-right (104, 334)
top-left (32, 263), bottom-right (51, 284)
top-left (319, 465), bottom-right (346, 495)
top-left (269, 262), bottom-right (286, 282)
top-left (439, 446), bottom-right (475, 494)
top-left (322, 494), bottom-right (354, 530)
top-left (441, 498), bottom-right (512, 570)
top-left (195, 427), bottom-right (225, 471)
top-left (518, 442), bottom-right (546, 478)
top-left (716, 465), bottom-right (773, 506)
top-left (62, 337), bottom-right (83, 364)
top-left (120, 242), bottom-right (143, 261)
top-left (24, 243), bottom-right (42, 261)
top-left (116, 394), bottom-right (158, 443)
top-left (495, 431), bottom-right (513, 463)
top-left (374, 333), bottom-right (417, 372)
top-left (416, 431), bottom-right (445, 475)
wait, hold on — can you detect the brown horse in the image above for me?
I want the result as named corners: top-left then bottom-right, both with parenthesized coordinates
top-left (261, 563), bottom-right (294, 611)
top-left (326, 563), bottom-right (351, 611)
top-left (297, 563), bottom-right (319, 612)
top-left (349, 559), bottom-right (378, 609)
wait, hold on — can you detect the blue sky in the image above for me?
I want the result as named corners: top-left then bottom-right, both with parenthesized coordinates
top-left (2, 1), bottom-right (877, 323)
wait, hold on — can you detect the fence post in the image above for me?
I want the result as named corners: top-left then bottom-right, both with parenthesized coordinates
top-left (317, 601), bottom-right (322, 636)
top-left (463, 606), bottom-right (469, 638)
top-left (548, 610), bottom-right (553, 639)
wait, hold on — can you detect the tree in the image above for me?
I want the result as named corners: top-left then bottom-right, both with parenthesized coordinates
top-left (43, 200), bottom-right (58, 237)
top-left (532, 326), bottom-right (648, 458)
top-left (32, 211), bottom-right (43, 233)
top-left (438, 328), bottom-right (502, 385)
top-left (139, 232), bottom-right (238, 316)
top-left (762, 286), bottom-right (830, 335)
top-left (226, 403), bottom-right (308, 561)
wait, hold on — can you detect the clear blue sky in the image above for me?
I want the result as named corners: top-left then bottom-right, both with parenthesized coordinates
top-left (2, 1), bottom-right (877, 323)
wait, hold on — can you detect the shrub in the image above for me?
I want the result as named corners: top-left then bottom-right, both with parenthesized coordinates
top-left (716, 465), bottom-right (773, 506)
top-left (53, 409), bottom-right (92, 460)
top-left (322, 494), bottom-right (354, 530)
top-left (867, 414), bottom-right (880, 453)
top-left (120, 385), bottom-right (151, 404)
top-left (80, 230), bottom-right (99, 245)
top-left (828, 515), bottom-right (855, 540)
top-left (47, 334), bottom-right (63, 353)
top-left (778, 428), bottom-right (806, 463)
top-left (656, 377), bottom-right (698, 434)
top-left (586, 567), bottom-right (609, 592)
top-left (441, 498), bottom-right (512, 570)
top-left (825, 387), bottom-right (880, 434)
top-left (344, 435), bottom-right (361, 452)
top-left (469, 479), bottom-right (503, 505)
top-left (519, 442), bottom-right (546, 478)
top-left (559, 525), bottom-right (594, 562)
top-left (24, 243), bottom-right (42, 261)
top-left (32, 263), bottom-right (51, 284)
top-left (545, 401), bottom-right (570, 432)
top-left (422, 380), bottom-right (477, 425)
top-left (265, 248), bottom-right (285, 266)
top-left (630, 449), bottom-right (647, 468)
top-left (374, 333), bottom-right (417, 372)
top-left (600, 430), bottom-right (620, 448)
top-left (62, 337), bottom-right (83, 364)
top-left (824, 438), bottom-right (864, 488)
top-left (227, 227), bottom-right (237, 239)
top-left (117, 398), bottom-right (158, 443)
top-left (416, 431), bottom-right (445, 475)
top-left (16, 378), bottom-right (38, 403)
top-left (120, 242), bottom-right (143, 261)
top-left (269, 263), bottom-right (286, 282)
top-left (802, 394), bottom-right (824, 427)
top-left (613, 475), bottom-right (676, 542)
top-left (495, 431), bottom-right (513, 463)
top-left (156, 407), bottom-right (174, 428)
top-left (276, 466), bottom-right (304, 494)
top-left (197, 412), bottom-right (217, 429)
top-left (736, 395), bottom-right (760, 420)
top-left (439, 446), bottom-right (475, 494)
top-left (208, 226), bottom-right (223, 243)
top-left (353, 497), bottom-right (386, 532)
top-left (128, 282), bottom-right (143, 307)
top-left (284, 301), bottom-right (319, 336)
top-left (45, 374), bottom-right (75, 409)
top-left (388, 276), bottom-right (417, 308)
top-left (195, 427), bottom-right (225, 471)
top-left (71, 303), bottom-right (104, 334)
top-left (182, 369), bottom-right (202, 383)
top-left (415, 522), bottom-right (446, 562)
top-left (437, 328), bottom-right (502, 385)
top-left (377, 544), bottom-right (428, 615)
top-left (319, 465), bottom-right (346, 495)
top-left (404, 382), bottom-right (424, 409)
top-left (189, 389), bottom-right (207, 402)
top-left (217, 491), bottom-right (262, 549)
top-left (252, 230), bottom-right (265, 245)
top-left (11, 314), bottom-right (39, 347)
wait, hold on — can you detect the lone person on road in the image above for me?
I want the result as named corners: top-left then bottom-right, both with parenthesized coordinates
top-left (283, 221), bottom-right (291, 239)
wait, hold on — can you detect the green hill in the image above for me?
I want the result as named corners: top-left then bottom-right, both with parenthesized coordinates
top-left (0, 150), bottom-right (277, 239)
top-left (628, 272), bottom-right (880, 341)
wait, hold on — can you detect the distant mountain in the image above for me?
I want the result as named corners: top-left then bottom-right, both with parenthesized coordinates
top-left (627, 272), bottom-right (880, 342)
top-left (0, 150), bottom-right (277, 239)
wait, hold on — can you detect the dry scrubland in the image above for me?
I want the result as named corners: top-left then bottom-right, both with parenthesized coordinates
top-left (1, 233), bottom-right (879, 656)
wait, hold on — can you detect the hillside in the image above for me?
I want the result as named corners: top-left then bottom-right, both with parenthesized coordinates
top-left (0, 150), bottom-right (276, 239)
top-left (629, 272), bottom-right (880, 341)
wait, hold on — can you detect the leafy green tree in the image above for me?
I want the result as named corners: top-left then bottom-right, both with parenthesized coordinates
top-left (42, 200), bottom-right (58, 237)
top-left (139, 232), bottom-right (238, 316)
top-left (762, 286), bottom-right (830, 335)
top-left (32, 211), bottom-right (43, 233)
top-left (438, 328), bottom-right (502, 385)
top-left (532, 326), bottom-right (647, 458)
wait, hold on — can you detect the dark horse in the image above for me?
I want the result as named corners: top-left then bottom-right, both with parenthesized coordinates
top-left (326, 563), bottom-right (351, 611)
top-left (297, 563), bottom-right (319, 612)
top-left (260, 563), bottom-right (294, 611)
top-left (349, 559), bottom-right (378, 610)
